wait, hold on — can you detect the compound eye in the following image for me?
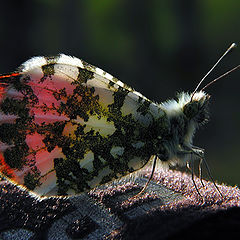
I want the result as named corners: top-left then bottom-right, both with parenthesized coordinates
top-left (183, 101), bottom-right (199, 119)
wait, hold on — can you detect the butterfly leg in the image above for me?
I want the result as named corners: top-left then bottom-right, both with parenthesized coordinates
top-left (198, 158), bottom-right (205, 188)
top-left (187, 147), bottom-right (223, 198)
top-left (202, 158), bottom-right (223, 198)
top-left (186, 160), bottom-right (202, 197)
top-left (131, 155), bottom-right (157, 199)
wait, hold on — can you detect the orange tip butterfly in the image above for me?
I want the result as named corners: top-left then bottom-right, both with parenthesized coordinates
top-left (0, 43), bottom-right (239, 197)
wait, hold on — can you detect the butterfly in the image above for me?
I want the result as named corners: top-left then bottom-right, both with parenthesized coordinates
top-left (0, 44), bottom-right (238, 197)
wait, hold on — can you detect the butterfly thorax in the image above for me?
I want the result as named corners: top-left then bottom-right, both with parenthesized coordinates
top-left (158, 91), bottom-right (210, 166)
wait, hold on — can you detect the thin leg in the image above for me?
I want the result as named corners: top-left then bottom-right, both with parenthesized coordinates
top-left (202, 158), bottom-right (223, 198)
top-left (186, 160), bottom-right (202, 197)
top-left (198, 159), bottom-right (205, 188)
top-left (134, 155), bottom-right (157, 198)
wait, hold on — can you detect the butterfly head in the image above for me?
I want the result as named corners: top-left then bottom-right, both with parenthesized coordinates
top-left (183, 91), bottom-right (210, 127)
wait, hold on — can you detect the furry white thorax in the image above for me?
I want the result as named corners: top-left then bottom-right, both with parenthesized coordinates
top-left (159, 91), bottom-right (208, 166)
top-left (160, 92), bottom-right (191, 143)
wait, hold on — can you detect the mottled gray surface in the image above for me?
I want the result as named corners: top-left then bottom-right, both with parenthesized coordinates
top-left (1, 168), bottom-right (240, 240)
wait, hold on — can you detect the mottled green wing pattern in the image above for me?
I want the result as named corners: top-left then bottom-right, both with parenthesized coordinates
top-left (0, 54), bottom-right (167, 196)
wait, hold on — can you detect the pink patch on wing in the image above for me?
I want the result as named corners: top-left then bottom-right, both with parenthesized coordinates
top-left (27, 74), bottom-right (79, 124)
top-left (24, 134), bottom-right (64, 175)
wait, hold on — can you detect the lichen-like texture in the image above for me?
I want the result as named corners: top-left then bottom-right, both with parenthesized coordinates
top-left (152, 169), bottom-right (240, 209)
top-left (106, 168), bottom-right (240, 240)
top-left (0, 180), bottom-right (73, 239)
top-left (1, 168), bottom-right (240, 239)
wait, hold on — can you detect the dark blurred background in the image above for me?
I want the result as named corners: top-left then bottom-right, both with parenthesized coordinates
top-left (0, 0), bottom-right (239, 186)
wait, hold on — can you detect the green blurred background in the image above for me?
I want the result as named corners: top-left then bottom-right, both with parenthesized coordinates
top-left (0, 0), bottom-right (239, 186)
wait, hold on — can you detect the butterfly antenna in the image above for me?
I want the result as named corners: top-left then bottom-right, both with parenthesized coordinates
top-left (191, 43), bottom-right (237, 101)
top-left (200, 65), bottom-right (240, 92)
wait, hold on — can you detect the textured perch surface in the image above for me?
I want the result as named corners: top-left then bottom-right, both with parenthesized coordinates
top-left (1, 168), bottom-right (240, 240)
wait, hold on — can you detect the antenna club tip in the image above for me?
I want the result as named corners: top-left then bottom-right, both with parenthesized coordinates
top-left (230, 43), bottom-right (237, 48)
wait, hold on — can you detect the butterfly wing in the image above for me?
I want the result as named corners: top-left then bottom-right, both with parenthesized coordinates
top-left (0, 54), bottom-right (164, 196)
